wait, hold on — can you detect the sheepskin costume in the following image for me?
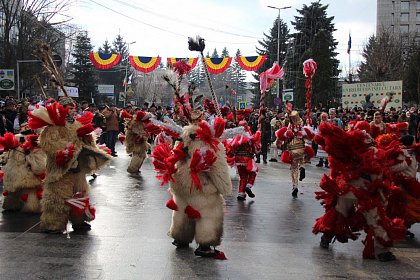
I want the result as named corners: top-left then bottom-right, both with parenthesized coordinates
top-left (152, 116), bottom-right (232, 258)
top-left (1, 133), bottom-right (46, 213)
top-left (28, 102), bottom-right (112, 233)
top-left (120, 110), bottom-right (156, 174)
top-left (313, 123), bottom-right (405, 261)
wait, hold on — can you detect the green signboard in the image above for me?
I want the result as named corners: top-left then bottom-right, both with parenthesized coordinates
top-left (0, 69), bottom-right (14, 90)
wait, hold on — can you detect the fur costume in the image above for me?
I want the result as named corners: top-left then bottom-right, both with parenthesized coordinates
top-left (226, 122), bottom-right (261, 200)
top-left (313, 123), bottom-right (405, 261)
top-left (28, 103), bottom-right (112, 233)
top-left (152, 117), bottom-right (232, 257)
top-left (120, 110), bottom-right (154, 174)
top-left (1, 133), bottom-right (46, 213)
top-left (377, 134), bottom-right (420, 230)
top-left (275, 111), bottom-right (315, 197)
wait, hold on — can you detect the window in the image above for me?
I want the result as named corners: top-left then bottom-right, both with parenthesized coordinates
top-left (417, 12), bottom-right (420, 20)
top-left (392, 13), bottom-right (395, 24)
top-left (400, 24), bottom-right (409, 33)
top-left (401, 1), bottom-right (410, 10)
top-left (417, 24), bottom-right (420, 33)
top-left (401, 13), bottom-right (409, 21)
top-left (417, 1), bottom-right (420, 9)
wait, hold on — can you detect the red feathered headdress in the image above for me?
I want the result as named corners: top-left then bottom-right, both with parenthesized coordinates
top-left (0, 133), bottom-right (19, 151)
top-left (28, 102), bottom-right (69, 130)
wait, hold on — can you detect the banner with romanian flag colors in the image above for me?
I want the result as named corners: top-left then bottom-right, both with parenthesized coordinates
top-left (236, 55), bottom-right (266, 71)
top-left (205, 57), bottom-right (232, 74)
top-left (89, 53), bottom-right (266, 74)
top-left (129, 56), bottom-right (162, 73)
top-left (89, 52), bottom-right (122, 70)
top-left (167, 57), bottom-right (198, 73)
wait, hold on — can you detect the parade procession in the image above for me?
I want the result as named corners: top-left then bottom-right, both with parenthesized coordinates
top-left (1, 0), bottom-right (420, 279)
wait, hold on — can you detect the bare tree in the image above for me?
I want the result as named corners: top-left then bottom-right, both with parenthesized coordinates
top-left (1, 0), bottom-right (72, 97)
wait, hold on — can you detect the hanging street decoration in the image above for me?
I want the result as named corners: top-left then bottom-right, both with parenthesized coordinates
top-left (205, 57), bottom-right (232, 74)
top-left (89, 53), bottom-right (266, 74)
top-left (129, 56), bottom-right (162, 73)
top-left (236, 55), bottom-right (267, 71)
top-left (167, 57), bottom-right (198, 73)
top-left (89, 52), bottom-right (122, 70)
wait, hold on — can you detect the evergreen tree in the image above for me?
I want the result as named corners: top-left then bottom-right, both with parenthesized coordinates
top-left (70, 32), bottom-right (97, 101)
top-left (187, 60), bottom-right (206, 89)
top-left (289, 1), bottom-right (339, 109)
top-left (111, 34), bottom-right (130, 101)
top-left (253, 17), bottom-right (289, 109)
top-left (97, 39), bottom-right (119, 101)
top-left (98, 40), bottom-right (112, 54)
top-left (211, 48), bottom-right (219, 58)
top-left (232, 49), bottom-right (247, 96)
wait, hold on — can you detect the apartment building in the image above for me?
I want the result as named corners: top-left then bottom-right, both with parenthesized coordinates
top-left (377, 0), bottom-right (420, 40)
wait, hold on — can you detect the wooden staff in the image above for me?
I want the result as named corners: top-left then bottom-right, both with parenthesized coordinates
top-left (33, 40), bottom-right (68, 97)
top-left (188, 36), bottom-right (221, 117)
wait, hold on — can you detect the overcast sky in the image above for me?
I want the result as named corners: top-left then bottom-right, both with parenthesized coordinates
top-left (68, 0), bottom-right (377, 78)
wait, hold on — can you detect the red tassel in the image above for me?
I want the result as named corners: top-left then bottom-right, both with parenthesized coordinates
top-left (362, 228), bottom-right (375, 259)
top-left (2, 191), bottom-right (8, 196)
top-left (275, 127), bottom-right (288, 141)
top-left (28, 111), bottom-right (50, 130)
top-left (185, 205), bottom-right (201, 219)
top-left (120, 109), bottom-right (133, 119)
top-left (46, 102), bottom-right (69, 126)
top-left (253, 131), bottom-right (261, 143)
top-left (305, 146), bottom-right (315, 158)
top-left (36, 189), bottom-right (43, 200)
top-left (213, 250), bottom-right (227, 260)
top-left (166, 197), bottom-right (178, 211)
top-left (313, 208), bottom-right (337, 234)
top-left (285, 130), bottom-right (294, 139)
top-left (76, 112), bottom-right (94, 125)
top-left (280, 150), bottom-right (293, 163)
top-left (303, 127), bottom-right (315, 139)
top-left (0, 171), bottom-right (4, 182)
top-left (20, 193), bottom-right (28, 202)
top-left (77, 124), bottom-right (95, 137)
top-left (0, 133), bottom-right (19, 150)
top-left (212, 117), bottom-right (226, 138)
top-left (36, 172), bottom-right (46, 180)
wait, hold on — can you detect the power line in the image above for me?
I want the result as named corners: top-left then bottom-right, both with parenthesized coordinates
top-left (85, 0), bottom-right (261, 46)
top-left (110, 0), bottom-right (263, 39)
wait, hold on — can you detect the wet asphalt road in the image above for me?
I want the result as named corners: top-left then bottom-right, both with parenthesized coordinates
top-left (0, 143), bottom-right (419, 280)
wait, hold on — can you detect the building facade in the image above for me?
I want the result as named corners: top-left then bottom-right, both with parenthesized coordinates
top-left (377, 0), bottom-right (420, 39)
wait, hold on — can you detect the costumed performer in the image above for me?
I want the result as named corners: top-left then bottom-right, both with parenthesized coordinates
top-left (1, 133), bottom-right (46, 213)
top-left (227, 120), bottom-right (261, 200)
top-left (275, 110), bottom-right (315, 198)
top-left (313, 122), bottom-right (405, 261)
top-left (151, 52), bottom-right (232, 258)
top-left (28, 97), bottom-right (112, 233)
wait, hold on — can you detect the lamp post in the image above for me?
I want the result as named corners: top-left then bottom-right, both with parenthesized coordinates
top-left (267, 5), bottom-right (291, 106)
top-left (123, 41), bottom-right (136, 107)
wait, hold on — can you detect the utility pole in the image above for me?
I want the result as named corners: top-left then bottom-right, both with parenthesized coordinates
top-left (267, 5), bottom-right (291, 108)
top-left (123, 41), bottom-right (136, 107)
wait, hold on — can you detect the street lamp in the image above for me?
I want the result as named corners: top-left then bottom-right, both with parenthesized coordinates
top-left (267, 5), bottom-right (291, 106)
top-left (123, 41), bottom-right (136, 107)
